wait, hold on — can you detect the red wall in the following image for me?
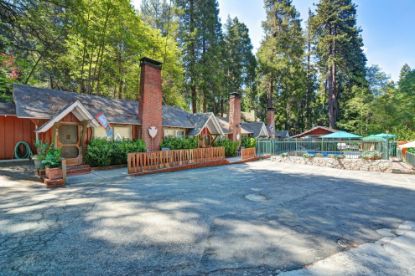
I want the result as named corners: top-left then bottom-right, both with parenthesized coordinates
top-left (0, 112), bottom-right (141, 160)
top-left (0, 116), bottom-right (36, 160)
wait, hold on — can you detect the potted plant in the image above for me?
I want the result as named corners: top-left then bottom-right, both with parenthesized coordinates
top-left (33, 141), bottom-right (48, 170)
top-left (42, 147), bottom-right (63, 180)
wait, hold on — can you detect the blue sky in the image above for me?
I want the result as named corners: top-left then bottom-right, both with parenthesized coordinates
top-left (132, 0), bottom-right (415, 81)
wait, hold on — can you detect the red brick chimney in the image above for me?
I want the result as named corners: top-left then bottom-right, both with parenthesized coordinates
top-left (229, 92), bottom-right (241, 142)
top-left (266, 107), bottom-right (275, 138)
top-left (138, 57), bottom-right (163, 151)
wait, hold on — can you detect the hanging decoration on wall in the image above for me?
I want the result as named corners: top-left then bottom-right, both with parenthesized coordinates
top-left (148, 126), bottom-right (158, 138)
top-left (96, 112), bottom-right (112, 138)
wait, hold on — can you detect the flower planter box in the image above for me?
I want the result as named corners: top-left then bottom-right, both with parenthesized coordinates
top-left (36, 168), bottom-right (46, 178)
top-left (45, 167), bottom-right (63, 180)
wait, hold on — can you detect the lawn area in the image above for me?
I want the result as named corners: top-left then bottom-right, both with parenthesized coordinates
top-left (1, 161), bottom-right (415, 275)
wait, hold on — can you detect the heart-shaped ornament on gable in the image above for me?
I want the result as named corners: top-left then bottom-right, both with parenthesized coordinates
top-left (148, 126), bottom-right (158, 138)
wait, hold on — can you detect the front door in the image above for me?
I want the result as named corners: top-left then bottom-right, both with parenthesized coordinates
top-left (58, 124), bottom-right (82, 166)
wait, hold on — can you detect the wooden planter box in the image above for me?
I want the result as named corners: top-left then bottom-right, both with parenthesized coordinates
top-left (45, 167), bottom-right (63, 180)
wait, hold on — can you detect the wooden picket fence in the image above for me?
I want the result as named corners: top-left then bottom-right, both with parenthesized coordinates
top-left (241, 147), bottom-right (256, 160)
top-left (128, 147), bottom-right (225, 174)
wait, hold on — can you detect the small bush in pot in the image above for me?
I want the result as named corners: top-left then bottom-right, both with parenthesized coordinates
top-left (42, 147), bottom-right (62, 180)
top-left (33, 141), bottom-right (49, 169)
top-left (241, 137), bottom-right (256, 148)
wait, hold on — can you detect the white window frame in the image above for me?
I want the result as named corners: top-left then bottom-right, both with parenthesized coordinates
top-left (113, 125), bottom-right (132, 141)
top-left (93, 125), bottom-right (132, 140)
top-left (176, 129), bottom-right (185, 138)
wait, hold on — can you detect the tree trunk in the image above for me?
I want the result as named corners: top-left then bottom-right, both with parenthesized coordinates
top-left (191, 85), bottom-right (197, 113)
top-left (189, 0), bottom-right (197, 113)
top-left (328, 63), bottom-right (337, 128)
top-left (328, 25), bottom-right (337, 129)
top-left (267, 76), bottom-right (273, 108)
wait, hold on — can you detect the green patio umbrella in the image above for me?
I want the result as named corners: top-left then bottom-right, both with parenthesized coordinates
top-left (321, 131), bottom-right (362, 139)
top-left (374, 133), bottom-right (396, 140)
top-left (362, 135), bottom-right (386, 142)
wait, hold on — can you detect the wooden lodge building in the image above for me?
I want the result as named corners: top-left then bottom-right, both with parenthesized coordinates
top-left (0, 57), bottom-right (269, 163)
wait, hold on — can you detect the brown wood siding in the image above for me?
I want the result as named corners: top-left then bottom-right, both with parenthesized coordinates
top-left (39, 112), bottom-right (80, 145)
top-left (0, 116), bottom-right (36, 160)
top-left (132, 125), bottom-right (141, 140)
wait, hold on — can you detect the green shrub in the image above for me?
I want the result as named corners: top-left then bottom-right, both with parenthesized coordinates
top-left (112, 140), bottom-right (146, 165)
top-left (281, 152), bottom-right (288, 157)
top-left (35, 141), bottom-right (49, 161)
top-left (85, 139), bottom-right (146, 167)
top-left (408, 148), bottom-right (415, 154)
top-left (214, 138), bottom-right (239, 157)
top-left (160, 136), bottom-right (198, 150)
top-left (241, 137), bottom-right (256, 148)
top-left (41, 147), bottom-right (61, 168)
top-left (303, 153), bottom-right (314, 158)
top-left (362, 151), bottom-right (382, 160)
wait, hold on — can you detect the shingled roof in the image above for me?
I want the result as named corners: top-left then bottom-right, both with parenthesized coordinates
top-left (0, 101), bottom-right (16, 115)
top-left (188, 113), bottom-right (224, 136)
top-left (215, 116), bottom-right (253, 135)
top-left (13, 84), bottom-right (194, 128)
top-left (240, 122), bottom-right (269, 138)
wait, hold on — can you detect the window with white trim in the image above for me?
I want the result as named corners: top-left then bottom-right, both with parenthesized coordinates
top-left (93, 125), bottom-right (132, 140)
top-left (94, 126), bottom-right (108, 139)
top-left (114, 126), bottom-right (132, 140)
top-left (164, 128), bottom-right (175, 137)
top-left (164, 128), bottom-right (186, 138)
top-left (176, 130), bottom-right (185, 138)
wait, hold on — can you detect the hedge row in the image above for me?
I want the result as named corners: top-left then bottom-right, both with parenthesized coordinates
top-left (85, 139), bottom-right (146, 167)
top-left (160, 136), bottom-right (198, 150)
top-left (86, 136), bottom-right (256, 165)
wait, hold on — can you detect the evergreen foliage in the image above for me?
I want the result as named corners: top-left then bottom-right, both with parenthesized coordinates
top-left (0, 0), bottom-right (414, 139)
top-left (85, 139), bottom-right (146, 167)
top-left (257, 0), bottom-right (307, 133)
top-left (160, 136), bottom-right (198, 149)
top-left (213, 138), bottom-right (239, 157)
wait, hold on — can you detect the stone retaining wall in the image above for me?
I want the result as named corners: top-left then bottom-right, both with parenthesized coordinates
top-left (273, 156), bottom-right (393, 173)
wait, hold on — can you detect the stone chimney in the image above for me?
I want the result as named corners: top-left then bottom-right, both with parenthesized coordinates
top-left (266, 107), bottom-right (275, 138)
top-left (229, 92), bottom-right (241, 142)
top-left (138, 57), bottom-right (163, 151)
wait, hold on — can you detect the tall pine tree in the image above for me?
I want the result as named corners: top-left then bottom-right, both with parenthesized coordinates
top-left (223, 17), bottom-right (256, 115)
top-left (176, 0), bottom-right (224, 113)
top-left (257, 0), bottom-right (306, 132)
top-left (311, 0), bottom-right (367, 128)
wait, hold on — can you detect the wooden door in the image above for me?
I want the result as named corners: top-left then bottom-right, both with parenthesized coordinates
top-left (57, 124), bottom-right (82, 166)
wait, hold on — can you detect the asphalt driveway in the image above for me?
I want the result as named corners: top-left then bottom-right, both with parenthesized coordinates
top-left (1, 160), bottom-right (415, 275)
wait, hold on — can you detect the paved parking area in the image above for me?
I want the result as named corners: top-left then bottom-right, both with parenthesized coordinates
top-left (1, 160), bottom-right (415, 275)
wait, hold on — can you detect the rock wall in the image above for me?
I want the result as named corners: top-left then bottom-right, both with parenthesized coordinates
top-left (273, 156), bottom-right (393, 173)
